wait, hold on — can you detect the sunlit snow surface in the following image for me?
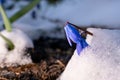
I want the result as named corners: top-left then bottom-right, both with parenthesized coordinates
top-left (58, 28), bottom-right (120, 80)
top-left (0, 29), bottom-right (33, 67)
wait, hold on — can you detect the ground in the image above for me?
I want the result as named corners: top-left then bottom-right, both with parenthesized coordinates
top-left (0, 36), bottom-right (75, 80)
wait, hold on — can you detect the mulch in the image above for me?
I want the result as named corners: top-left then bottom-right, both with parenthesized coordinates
top-left (0, 36), bottom-right (75, 80)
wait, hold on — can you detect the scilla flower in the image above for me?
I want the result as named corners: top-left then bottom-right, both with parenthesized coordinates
top-left (64, 22), bottom-right (88, 55)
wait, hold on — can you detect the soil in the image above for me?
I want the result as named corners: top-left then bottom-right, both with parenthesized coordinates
top-left (0, 36), bottom-right (75, 80)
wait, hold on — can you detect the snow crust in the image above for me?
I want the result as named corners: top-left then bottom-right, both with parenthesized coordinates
top-left (58, 28), bottom-right (120, 80)
top-left (0, 29), bottom-right (33, 67)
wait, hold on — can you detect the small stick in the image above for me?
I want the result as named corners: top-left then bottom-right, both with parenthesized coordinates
top-left (68, 22), bottom-right (93, 36)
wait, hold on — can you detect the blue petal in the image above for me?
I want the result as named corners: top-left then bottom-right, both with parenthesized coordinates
top-left (76, 42), bottom-right (82, 55)
top-left (80, 39), bottom-right (88, 48)
top-left (68, 30), bottom-right (79, 44)
top-left (67, 24), bottom-right (81, 39)
top-left (76, 40), bottom-right (88, 55)
top-left (64, 23), bottom-right (89, 55)
top-left (64, 26), bottom-right (72, 46)
top-left (65, 24), bottom-right (81, 43)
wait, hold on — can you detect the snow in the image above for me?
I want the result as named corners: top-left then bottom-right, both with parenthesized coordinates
top-left (58, 28), bottom-right (120, 80)
top-left (0, 28), bottom-right (33, 67)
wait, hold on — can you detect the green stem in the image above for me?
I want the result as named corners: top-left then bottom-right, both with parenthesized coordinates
top-left (0, 5), bottom-right (12, 32)
top-left (10, 0), bottom-right (40, 23)
top-left (0, 0), bottom-right (40, 51)
top-left (0, 33), bottom-right (14, 51)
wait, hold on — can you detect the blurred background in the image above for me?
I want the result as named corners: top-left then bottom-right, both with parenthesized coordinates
top-left (1, 0), bottom-right (120, 39)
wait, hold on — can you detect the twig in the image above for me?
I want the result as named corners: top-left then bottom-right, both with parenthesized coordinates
top-left (68, 22), bottom-right (93, 36)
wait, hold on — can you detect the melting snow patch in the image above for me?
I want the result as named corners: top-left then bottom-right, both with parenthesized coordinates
top-left (0, 29), bottom-right (33, 67)
top-left (58, 28), bottom-right (120, 80)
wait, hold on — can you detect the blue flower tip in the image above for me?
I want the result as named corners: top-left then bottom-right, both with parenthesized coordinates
top-left (65, 21), bottom-right (69, 26)
top-left (66, 21), bottom-right (69, 23)
top-left (67, 21), bottom-right (71, 25)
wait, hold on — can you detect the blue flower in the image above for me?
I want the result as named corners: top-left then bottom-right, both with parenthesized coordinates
top-left (64, 23), bottom-right (88, 55)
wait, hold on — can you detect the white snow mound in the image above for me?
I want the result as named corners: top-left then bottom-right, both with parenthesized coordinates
top-left (0, 28), bottom-right (34, 67)
top-left (58, 28), bottom-right (120, 80)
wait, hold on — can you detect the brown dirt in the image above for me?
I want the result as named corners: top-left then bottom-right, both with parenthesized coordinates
top-left (0, 36), bottom-right (75, 80)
